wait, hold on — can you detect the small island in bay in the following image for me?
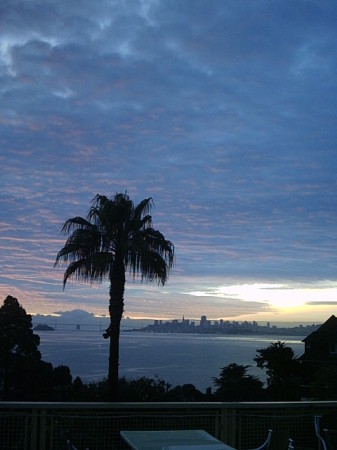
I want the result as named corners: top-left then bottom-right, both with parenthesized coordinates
top-left (34, 323), bottom-right (55, 331)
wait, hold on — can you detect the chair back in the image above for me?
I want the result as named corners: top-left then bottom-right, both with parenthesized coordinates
top-left (315, 416), bottom-right (327, 450)
top-left (269, 430), bottom-right (291, 450)
top-left (323, 429), bottom-right (337, 450)
top-left (288, 438), bottom-right (295, 450)
top-left (66, 440), bottom-right (79, 450)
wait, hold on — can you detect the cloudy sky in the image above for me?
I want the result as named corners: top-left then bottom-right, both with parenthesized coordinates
top-left (1, 0), bottom-right (337, 324)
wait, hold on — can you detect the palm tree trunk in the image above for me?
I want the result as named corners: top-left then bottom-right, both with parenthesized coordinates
top-left (108, 256), bottom-right (125, 401)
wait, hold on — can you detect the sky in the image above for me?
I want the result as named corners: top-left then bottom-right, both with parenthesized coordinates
top-left (1, 0), bottom-right (337, 324)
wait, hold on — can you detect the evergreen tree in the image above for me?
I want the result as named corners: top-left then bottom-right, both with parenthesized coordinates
top-left (0, 295), bottom-right (42, 399)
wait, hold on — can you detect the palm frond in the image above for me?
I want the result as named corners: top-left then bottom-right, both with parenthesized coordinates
top-left (133, 197), bottom-right (153, 219)
top-left (128, 249), bottom-right (169, 285)
top-left (62, 252), bottom-right (112, 287)
top-left (60, 217), bottom-right (93, 234)
top-left (141, 228), bottom-right (175, 265)
top-left (125, 227), bottom-right (174, 285)
top-left (55, 227), bottom-right (102, 265)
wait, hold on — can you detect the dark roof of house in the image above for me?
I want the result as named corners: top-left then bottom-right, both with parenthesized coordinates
top-left (302, 314), bottom-right (337, 343)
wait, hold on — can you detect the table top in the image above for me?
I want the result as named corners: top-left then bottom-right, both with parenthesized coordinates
top-left (120, 429), bottom-right (236, 450)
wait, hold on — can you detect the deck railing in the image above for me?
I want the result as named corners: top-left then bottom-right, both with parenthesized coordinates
top-left (1, 400), bottom-right (337, 450)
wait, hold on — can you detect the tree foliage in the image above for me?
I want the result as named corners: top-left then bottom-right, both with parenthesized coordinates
top-left (117, 376), bottom-right (171, 402)
top-left (254, 341), bottom-right (297, 384)
top-left (0, 295), bottom-right (42, 399)
top-left (213, 363), bottom-right (266, 401)
top-left (254, 341), bottom-right (301, 400)
top-left (0, 295), bottom-right (80, 401)
top-left (0, 295), bottom-right (41, 359)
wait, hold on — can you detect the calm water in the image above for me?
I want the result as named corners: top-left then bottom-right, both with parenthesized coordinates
top-left (37, 331), bottom-right (305, 392)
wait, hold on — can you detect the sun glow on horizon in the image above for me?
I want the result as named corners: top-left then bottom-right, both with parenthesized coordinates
top-left (187, 280), bottom-right (337, 314)
top-left (6, 277), bottom-right (337, 324)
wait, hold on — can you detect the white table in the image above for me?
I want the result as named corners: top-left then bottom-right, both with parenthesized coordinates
top-left (120, 429), bottom-right (236, 450)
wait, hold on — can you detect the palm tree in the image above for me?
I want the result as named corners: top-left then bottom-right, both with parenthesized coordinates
top-left (55, 193), bottom-right (174, 400)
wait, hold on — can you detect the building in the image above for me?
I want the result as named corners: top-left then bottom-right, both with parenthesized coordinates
top-left (299, 315), bottom-right (337, 399)
top-left (299, 314), bottom-right (337, 364)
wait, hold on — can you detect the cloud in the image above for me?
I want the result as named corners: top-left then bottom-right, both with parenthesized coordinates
top-left (1, 0), bottom-right (337, 321)
top-left (306, 301), bottom-right (337, 306)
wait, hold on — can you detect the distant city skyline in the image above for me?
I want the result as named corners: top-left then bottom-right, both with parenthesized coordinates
top-left (143, 314), bottom-right (320, 336)
top-left (32, 309), bottom-right (323, 329)
top-left (1, 1), bottom-right (337, 323)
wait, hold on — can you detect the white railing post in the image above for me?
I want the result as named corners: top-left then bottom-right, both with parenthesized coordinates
top-left (220, 405), bottom-right (238, 447)
top-left (30, 409), bottom-right (38, 450)
top-left (39, 408), bottom-right (47, 450)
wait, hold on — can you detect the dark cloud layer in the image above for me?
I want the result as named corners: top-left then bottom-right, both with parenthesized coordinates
top-left (1, 0), bottom-right (337, 321)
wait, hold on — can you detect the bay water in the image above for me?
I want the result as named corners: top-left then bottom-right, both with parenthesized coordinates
top-left (37, 331), bottom-right (305, 392)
